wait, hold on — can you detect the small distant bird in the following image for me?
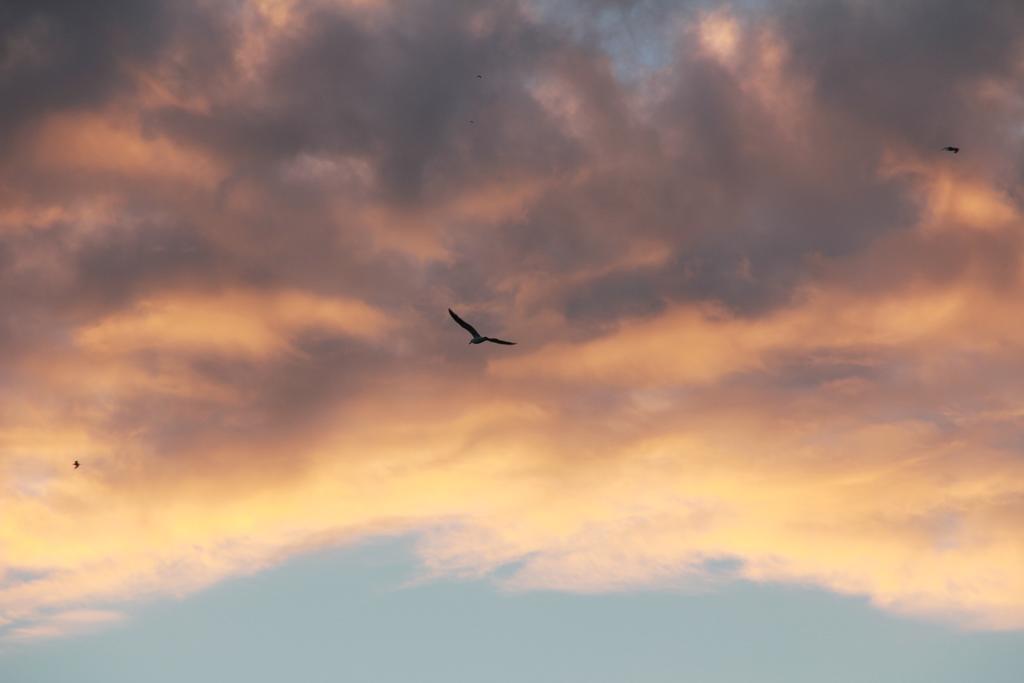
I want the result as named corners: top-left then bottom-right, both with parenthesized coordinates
top-left (73, 460), bottom-right (80, 469)
top-left (942, 146), bottom-right (960, 154)
top-left (469, 119), bottom-right (475, 124)
top-left (477, 74), bottom-right (483, 78)
top-left (449, 308), bottom-right (516, 345)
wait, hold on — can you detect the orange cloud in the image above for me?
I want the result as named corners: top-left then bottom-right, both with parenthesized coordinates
top-left (490, 276), bottom-right (1024, 386)
top-left (696, 11), bottom-right (740, 64)
top-left (881, 154), bottom-right (1021, 233)
top-left (3, 0), bottom-right (1024, 645)
top-left (28, 110), bottom-right (223, 186)
top-left (76, 289), bottom-right (394, 357)
top-left (3, 346), bottom-right (1024, 634)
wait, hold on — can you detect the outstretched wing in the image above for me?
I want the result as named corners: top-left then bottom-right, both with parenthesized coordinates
top-left (484, 337), bottom-right (516, 345)
top-left (448, 308), bottom-right (480, 338)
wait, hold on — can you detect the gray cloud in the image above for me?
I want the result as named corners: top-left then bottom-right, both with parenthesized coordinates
top-left (0, 0), bottom-right (237, 150)
top-left (0, 0), bottom-right (1021, 406)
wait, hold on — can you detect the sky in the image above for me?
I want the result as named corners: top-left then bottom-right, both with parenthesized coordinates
top-left (1, 0), bottom-right (1023, 680)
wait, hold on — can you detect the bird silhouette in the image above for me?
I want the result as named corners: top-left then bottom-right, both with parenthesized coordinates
top-left (73, 460), bottom-right (80, 469)
top-left (477, 74), bottom-right (483, 78)
top-left (449, 309), bottom-right (516, 345)
top-left (942, 146), bottom-right (960, 153)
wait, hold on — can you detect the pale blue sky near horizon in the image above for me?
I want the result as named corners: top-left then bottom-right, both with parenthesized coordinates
top-left (3, 537), bottom-right (1022, 683)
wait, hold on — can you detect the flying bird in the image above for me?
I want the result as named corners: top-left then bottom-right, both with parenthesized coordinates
top-left (73, 460), bottom-right (80, 469)
top-left (942, 146), bottom-right (960, 153)
top-left (448, 308), bottom-right (516, 345)
top-left (476, 74), bottom-right (483, 78)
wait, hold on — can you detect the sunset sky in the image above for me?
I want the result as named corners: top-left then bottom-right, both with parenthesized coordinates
top-left (2, 0), bottom-right (1024, 680)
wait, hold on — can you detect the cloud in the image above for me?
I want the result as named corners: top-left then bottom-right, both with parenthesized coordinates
top-left (2, 609), bottom-right (124, 642)
top-left (76, 288), bottom-right (394, 357)
top-left (2, 0), bottom-right (1024, 642)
